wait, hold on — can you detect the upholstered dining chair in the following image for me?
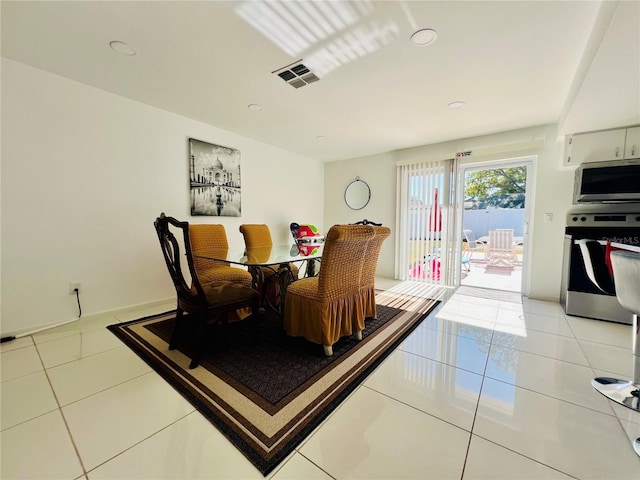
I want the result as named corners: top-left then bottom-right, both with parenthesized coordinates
top-left (189, 223), bottom-right (253, 288)
top-left (239, 224), bottom-right (299, 306)
top-left (154, 213), bottom-right (259, 369)
top-left (360, 225), bottom-right (390, 319)
top-left (283, 224), bottom-right (375, 356)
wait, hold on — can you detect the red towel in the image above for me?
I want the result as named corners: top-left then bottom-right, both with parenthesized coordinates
top-left (604, 241), bottom-right (626, 276)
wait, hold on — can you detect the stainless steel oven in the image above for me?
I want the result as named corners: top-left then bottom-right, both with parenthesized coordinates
top-left (560, 212), bottom-right (640, 324)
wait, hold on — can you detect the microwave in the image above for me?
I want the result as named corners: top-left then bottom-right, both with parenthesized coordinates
top-left (574, 158), bottom-right (640, 203)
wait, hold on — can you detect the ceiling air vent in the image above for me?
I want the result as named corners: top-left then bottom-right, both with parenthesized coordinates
top-left (274, 61), bottom-right (319, 89)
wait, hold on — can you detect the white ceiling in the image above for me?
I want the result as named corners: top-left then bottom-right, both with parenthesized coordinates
top-left (2, 1), bottom-right (639, 162)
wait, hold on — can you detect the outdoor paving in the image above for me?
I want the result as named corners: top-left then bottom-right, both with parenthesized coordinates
top-left (461, 254), bottom-right (522, 292)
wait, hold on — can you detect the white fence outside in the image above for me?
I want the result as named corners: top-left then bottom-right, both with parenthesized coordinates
top-left (408, 208), bottom-right (525, 239)
top-left (463, 208), bottom-right (525, 238)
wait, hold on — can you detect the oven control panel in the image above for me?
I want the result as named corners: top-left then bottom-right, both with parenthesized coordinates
top-left (566, 213), bottom-right (640, 228)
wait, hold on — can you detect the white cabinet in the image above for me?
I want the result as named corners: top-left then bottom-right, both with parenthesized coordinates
top-left (564, 125), bottom-right (640, 166)
top-left (624, 126), bottom-right (640, 158)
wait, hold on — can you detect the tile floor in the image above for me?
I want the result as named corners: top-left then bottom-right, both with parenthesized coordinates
top-left (2, 281), bottom-right (639, 479)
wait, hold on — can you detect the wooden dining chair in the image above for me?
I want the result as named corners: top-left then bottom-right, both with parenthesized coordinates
top-left (154, 213), bottom-right (259, 369)
top-left (283, 224), bottom-right (374, 356)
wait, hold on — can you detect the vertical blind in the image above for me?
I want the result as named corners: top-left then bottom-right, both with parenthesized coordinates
top-left (395, 158), bottom-right (459, 285)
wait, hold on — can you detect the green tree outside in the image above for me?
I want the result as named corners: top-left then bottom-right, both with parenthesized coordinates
top-left (465, 167), bottom-right (526, 209)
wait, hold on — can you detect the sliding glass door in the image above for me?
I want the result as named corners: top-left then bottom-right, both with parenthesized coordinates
top-left (397, 153), bottom-right (535, 293)
top-left (395, 159), bottom-right (459, 286)
top-left (457, 157), bottom-right (534, 293)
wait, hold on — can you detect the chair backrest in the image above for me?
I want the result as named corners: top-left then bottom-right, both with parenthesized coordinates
top-left (353, 219), bottom-right (382, 226)
top-left (317, 225), bottom-right (374, 299)
top-left (463, 229), bottom-right (478, 249)
top-left (361, 226), bottom-right (391, 288)
top-left (154, 213), bottom-right (204, 310)
top-left (239, 224), bottom-right (273, 248)
top-left (610, 250), bottom-right (640, 313)
top-left (488, 229), bottom-right (514, 251)
top-left (189, 224), bottom-right (230, 271)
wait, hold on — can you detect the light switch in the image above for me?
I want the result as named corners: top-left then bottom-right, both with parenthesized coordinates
top-left (544, 213), bottom-right (553, 223)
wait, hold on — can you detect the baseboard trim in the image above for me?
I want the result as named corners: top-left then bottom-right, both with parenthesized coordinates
top-left (1, 297), bottom-right (175, 340)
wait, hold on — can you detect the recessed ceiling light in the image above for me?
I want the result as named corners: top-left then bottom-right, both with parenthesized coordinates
top-left (109, 41), bottom-right (136, 56)
top-left (410, 28), bottom-right (438, 46)
top-left (447, 101), bottom-right (466, 109)
top-left (248, 104), bottom-right (263, 111)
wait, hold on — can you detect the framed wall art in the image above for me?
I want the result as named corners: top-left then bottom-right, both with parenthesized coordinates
top-left (188, 138), bottom-right (242, 217)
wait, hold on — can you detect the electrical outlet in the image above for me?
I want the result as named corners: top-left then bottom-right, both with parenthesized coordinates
top-left (69, 281), bottom-right (81, 295)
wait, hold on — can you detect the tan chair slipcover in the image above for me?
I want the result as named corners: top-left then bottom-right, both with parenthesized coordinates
top-left (189, 224), bottom-right (253, 288)
top-left (189, 224), bottom-right (254, 321)
top-left (284, 224), bottom-right (374, 356)
top-left (239, 224), bottom-right (299, 278)
top-left (360, 225), bottom-right (390, 319)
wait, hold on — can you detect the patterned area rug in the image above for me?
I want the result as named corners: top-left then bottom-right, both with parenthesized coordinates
top-left (108, 293), bottom-right (439, 475)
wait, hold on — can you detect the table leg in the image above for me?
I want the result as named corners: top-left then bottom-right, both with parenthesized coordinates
top-left (306, 259), bottom-right (318, 277)
top-left (247, 266), bottom-right (267, 313)
top-left (277, 263), bottom-right (292, 313)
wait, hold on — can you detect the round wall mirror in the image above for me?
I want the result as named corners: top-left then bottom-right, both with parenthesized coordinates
top-left (344, 177), bottom-right (371, 210)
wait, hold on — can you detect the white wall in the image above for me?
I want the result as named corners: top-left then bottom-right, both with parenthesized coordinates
top-left (1, 59), bottom-right (324, 336)
top-left (325, 124), bottom-right (630, 302)
top-left (324, 152), bottom-right (396, 279)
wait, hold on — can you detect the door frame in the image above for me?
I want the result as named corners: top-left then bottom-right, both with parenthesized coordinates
top-left (454, 156), bottom-right (535, 295)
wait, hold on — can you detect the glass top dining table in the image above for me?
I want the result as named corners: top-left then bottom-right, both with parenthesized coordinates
top-left (194, 243), bottom-right (324, 313)
top-left (193, 243), bottom-right (324, 268)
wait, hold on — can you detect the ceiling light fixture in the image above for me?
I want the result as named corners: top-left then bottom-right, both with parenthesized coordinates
top-left (248, 104), bottom-right (263, 111)
top-left (447, 101), bottom-right (466, 109)
top-left (109, 41), bottom-right (136, 56)
top-left (410, 28), bottom-right (437, 46)
top-left (316, 135), bottom-right (327, 140)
